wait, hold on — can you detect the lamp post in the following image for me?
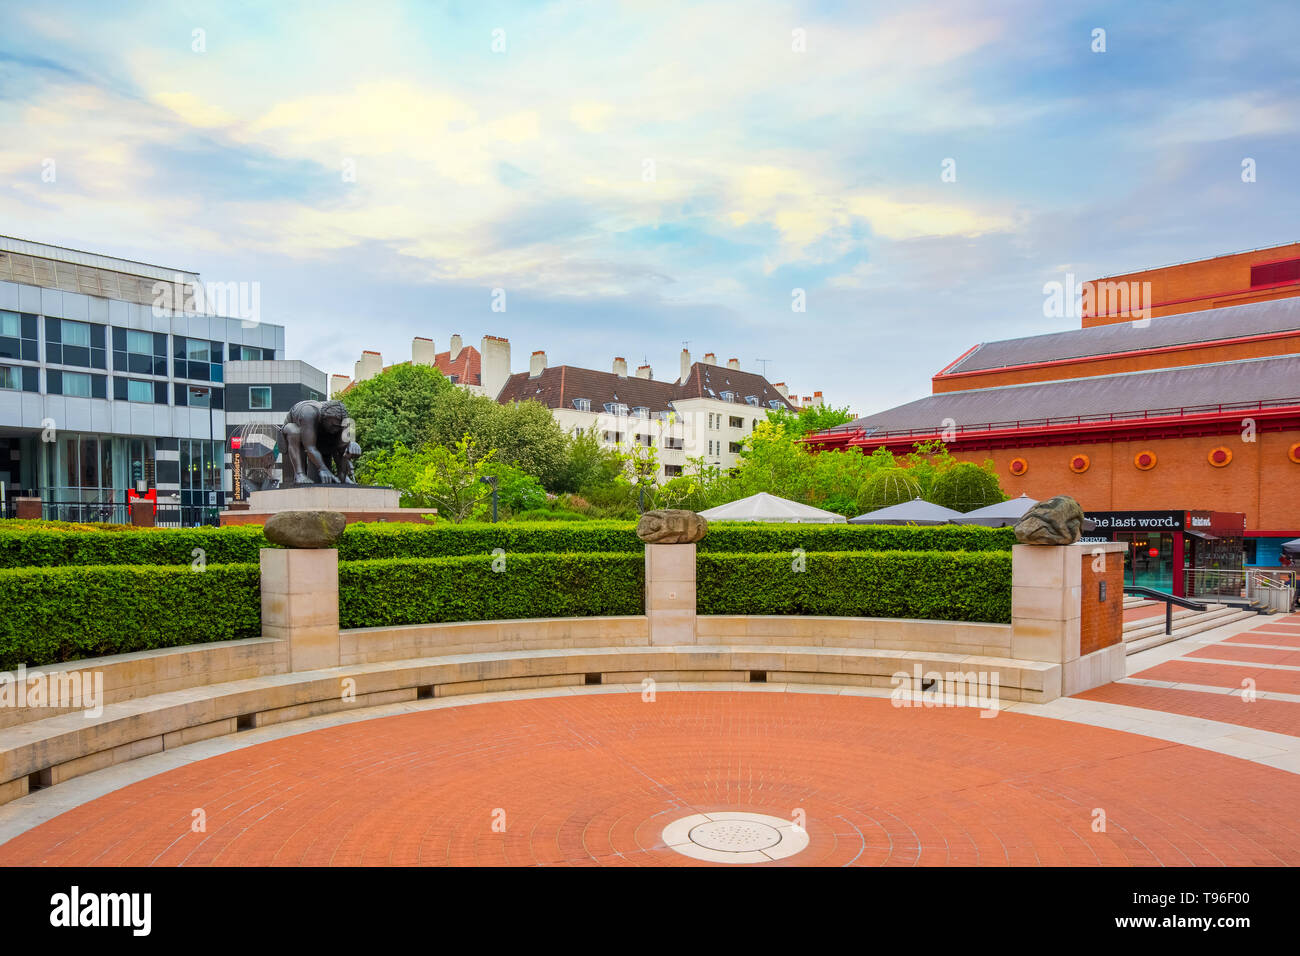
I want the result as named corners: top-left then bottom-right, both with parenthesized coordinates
top-left (479, 475), bottom-right (499, 522)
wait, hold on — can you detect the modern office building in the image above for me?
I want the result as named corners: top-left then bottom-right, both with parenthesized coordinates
top-left (810, 243), bottom-right (1300, 593)
top-left (0, 236), bottom-right (314, 523)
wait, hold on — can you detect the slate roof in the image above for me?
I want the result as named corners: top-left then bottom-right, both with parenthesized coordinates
top-left (828, 354), bottom-right (1300, 437)
top-left (497, 363), bottom-right (797, 413)
top-left (945, 297), bottom-right (1300, 375)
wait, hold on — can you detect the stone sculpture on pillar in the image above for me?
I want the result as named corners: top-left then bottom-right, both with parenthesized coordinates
top-left (637, 510), bottom-right (708, 647)
top-left (1013, 495), bottom-right (1085, 545)
top-left (281, 399), bottom-right (358, 486)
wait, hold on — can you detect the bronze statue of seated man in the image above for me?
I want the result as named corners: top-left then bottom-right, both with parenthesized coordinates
top-left (281, 399), bottom-right (358, 485)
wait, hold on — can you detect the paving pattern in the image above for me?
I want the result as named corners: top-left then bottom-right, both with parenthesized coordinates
top-left (2, 689), bottom-right (1298, 867)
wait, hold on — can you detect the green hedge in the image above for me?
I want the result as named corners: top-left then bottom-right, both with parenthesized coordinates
top-left (0, 524), bottom-right (269, 569)
top-left (697, 551), bottom-right (1012, 623)
top-left (338, 552), bottom-right (644, 628)
top-left (0, 519), bottom-right (1013, 568)
top-left (0, 563), bottom-right (261, 668)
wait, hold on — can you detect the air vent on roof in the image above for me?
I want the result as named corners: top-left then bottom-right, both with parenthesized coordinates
top-left (1251, 258), bottom-right (1300, 287)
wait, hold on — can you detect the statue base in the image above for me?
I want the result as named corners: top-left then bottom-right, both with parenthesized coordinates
top-left (218, 485), bottom-right (438, 526)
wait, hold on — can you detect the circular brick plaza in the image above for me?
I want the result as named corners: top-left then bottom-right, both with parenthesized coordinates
top-left (1, 690), bottom-right (1298, 867)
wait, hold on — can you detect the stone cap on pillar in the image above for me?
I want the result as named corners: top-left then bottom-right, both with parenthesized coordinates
top-left (636, 510), bottom-right (708, 544)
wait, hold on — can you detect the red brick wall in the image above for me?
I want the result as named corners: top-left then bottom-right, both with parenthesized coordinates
top-left (1080, 550), bottom-right (1124, 655)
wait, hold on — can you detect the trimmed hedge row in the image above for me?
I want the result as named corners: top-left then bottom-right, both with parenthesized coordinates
top-left (0, 563), bottom-right (261, 668)
top-left (338, 552), bottom-right (645, 629)
top-left (0, 519), bottom-right (1014, 568)
top-left (697, 550), bottom-right (1012, 623)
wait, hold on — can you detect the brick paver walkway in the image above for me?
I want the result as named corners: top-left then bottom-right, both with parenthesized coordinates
top-left (2, 691), bottom-right (1297, 866)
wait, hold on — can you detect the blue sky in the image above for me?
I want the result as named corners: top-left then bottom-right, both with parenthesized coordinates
top-left (2, 0), bottom-right (1297, 413)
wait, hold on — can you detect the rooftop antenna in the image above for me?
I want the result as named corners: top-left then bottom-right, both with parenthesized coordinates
top-left (755, 358), bottom-right (772, 377)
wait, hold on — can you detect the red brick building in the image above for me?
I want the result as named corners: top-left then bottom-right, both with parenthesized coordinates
top-left (811, 243), bottom-right (1300, 589)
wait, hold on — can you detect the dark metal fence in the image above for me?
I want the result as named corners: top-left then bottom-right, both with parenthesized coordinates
top-left (8, 500), bottom-right (222, 527)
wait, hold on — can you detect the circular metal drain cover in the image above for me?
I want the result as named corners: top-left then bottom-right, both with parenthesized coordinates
top-left (661, 811), bottom-right (810, 863)
top-left (689, 820), bottom-right (782, 852)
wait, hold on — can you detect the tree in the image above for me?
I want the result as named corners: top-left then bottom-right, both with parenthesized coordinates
top-left (927, 461), bottom-right (1007, 513)
top-left (857, 467), bottom-right (922, 513)
top-left (766, 403), bottom-right (855, 439)
top-left (357, 436), bottom-right (494, 523)
top-left (341, 364), bottom-right (454, 459)
top-left (554, 426), bottom-right (623, 494)
top-left (472, 400), bottom-right (569, 488)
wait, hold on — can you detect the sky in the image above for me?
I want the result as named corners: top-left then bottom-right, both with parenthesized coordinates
top-left (2, 0), bottom-right (1298, 415)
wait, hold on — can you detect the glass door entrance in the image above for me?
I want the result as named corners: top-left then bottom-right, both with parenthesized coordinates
top-left (1118, 531), bottom-right (1175, 593)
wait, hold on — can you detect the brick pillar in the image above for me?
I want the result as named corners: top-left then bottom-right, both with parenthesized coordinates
top-left (1010, 542), bottom-right (1126, 699)
top-left (645, 543), bottom-right (696, 645)
top-left (14, 497), bottom-right (41, 520)
top-left (129, 501), bottom-right (156, 527)
top-left (260, 548), bottom-right (340, 671)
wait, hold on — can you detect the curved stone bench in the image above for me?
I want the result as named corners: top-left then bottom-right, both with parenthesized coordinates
top-left (0, 638), bottom-right (1063, 806)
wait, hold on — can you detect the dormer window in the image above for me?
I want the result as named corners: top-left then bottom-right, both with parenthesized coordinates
top-left (768, 399), bottom-right (783, 410)
top-left (632, 405), bottom-right (649, 418)
top-left (720, 390), bottom-right (734, 402)
top-left (604, 402), bottom-right (629, 416)
top-left (573, 398), bottom-right (592, 412)
top-left (744, 395), bottom-right (759, 406)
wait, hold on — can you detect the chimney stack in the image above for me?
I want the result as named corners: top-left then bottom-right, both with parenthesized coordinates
top-left (703, 352), bottom-right (716, 365)
top-left (449, 334), bottom-right (463, 361)
top-left (613, 356), bottom-right (628, 377)
top-left (773, 382), bottom-right (789, 399)
top-left (355, 350), bottom-right (383, 383)
top-left (529, 350), bottom-right (547, 378)
top-left (412, 337), bottom-right (436, 366)
top-left (727, 357), bottom-right (740, 370)
top-left (636, 364), bottom-right (652, 379)
top-left (480, 335), bottom-right (511, 400)
top-left (329, 373), bottom-right (352, 397)
top-left (813, 390), bottom-right (824, 407)
top-left (679, 348), bottom-right (691, 384)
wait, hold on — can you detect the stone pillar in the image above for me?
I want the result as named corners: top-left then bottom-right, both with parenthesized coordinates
top-left (1010, 542), bottom-right (1127, 698)
top-left (129, 501), bottom-right (156, 527)
top-left (260, 548), bottom-right (340, 671)
top-left (14, 497), bottom-right (41, 520)
top-left (645, 543), bottom-right (697, 645)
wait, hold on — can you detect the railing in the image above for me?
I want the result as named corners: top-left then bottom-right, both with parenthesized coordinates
top-left (823, 396), bottom-right (1300, 442)
top-left (35, 500), bottom-right (221, 528)
top-left (1124, 586), bottom-right (1209, 635)
top-left (1184, 568), bottom-right (1296, 612)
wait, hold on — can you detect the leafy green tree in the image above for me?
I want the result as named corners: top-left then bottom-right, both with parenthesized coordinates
top-left (857, 467), bottom-right (922, 514)
top-left (927, 461), bottom-right (1007, 513)
top-left (342, 364), bottom-right (454, 458)
top-left (357, 436), bottom-right (494, 523)
top-left (766, 403), bottom-right (855, 439)
top-left (554, 426), bottom-right (623, 494)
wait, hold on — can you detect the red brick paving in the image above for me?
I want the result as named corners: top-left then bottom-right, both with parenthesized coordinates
top-left (1076, 683), bottom-right (1300, 737)
top-left (1, 692), bottom-right (1297, 867)
top-left (1226, 630), bottom-right (1300, 647)
top-left (1185, 643), bottom-right (1300, 666)
top-left (1131, 659), bottom-right (1300, 695)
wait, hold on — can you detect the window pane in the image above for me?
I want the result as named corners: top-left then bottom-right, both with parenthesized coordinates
top-left (249, 386), bottom-right (271, 409)
top-left (0, 366), bottom-right (18, 389)
top-left (0, 312), bottom-right (17, 337)
top-left (126, 330), bottom-right (153, 354)
top-left (80, 437), bottom-right (97, 488)
top-left (63, 372), bottom-right (92, 397)
top-left (240, 346), bottom-right (261, 360)
top-left (188, 386), bottom-right (211, 408)
top-left (63, 321), bottom-right (91, 348)
top-left (186, 339), bottom-right (210, 362)
top-left (127, 379), bottom-right (153, 402)
top-left (63, 437), bottom-right (78, 488)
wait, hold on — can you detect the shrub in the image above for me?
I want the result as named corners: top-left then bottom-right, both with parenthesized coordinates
top-left (0, 523), bottom-right (267, 569)
top-left (928, 461), bottom-right (1007, 513)
top-left (697, 550), bottom-right (1011, 623)
top-left (339, 552), bottom-right (644, 628)
top-left (0, 563), bottom-right (261, 668)
top-left (856, 467), bottom-right (922, 514)
top-left (698, 523), bottom-right (1014, 553)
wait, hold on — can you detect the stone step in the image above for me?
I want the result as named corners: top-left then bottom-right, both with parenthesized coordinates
top-left (1122, 603), bottom-right (1225, 634)
top-left (1124, 609), bottom-right (1258, 655)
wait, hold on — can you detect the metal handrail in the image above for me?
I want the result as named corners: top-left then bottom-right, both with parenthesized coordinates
top-left (1124, 586), bottom-right (1209, 636)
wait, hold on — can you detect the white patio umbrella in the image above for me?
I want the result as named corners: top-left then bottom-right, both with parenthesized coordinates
top-left (950, 493), bottom-right (1039, 527)
top-left (1281, 538), bottom-right (1300, 555)
top-left (698, 492), bottom-right (847, 524)
top-left (848, 497), bottom-right (962, 525)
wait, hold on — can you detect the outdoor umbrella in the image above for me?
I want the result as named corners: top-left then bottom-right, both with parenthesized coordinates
top-left (698, 492), bottom-right (847, 523)
top-left (848, 497), bottom-right (962, 525)
top-left (1282, 538), bottom-right (1300, 555)
top-left (950, 493), bottom-right (1039, 527)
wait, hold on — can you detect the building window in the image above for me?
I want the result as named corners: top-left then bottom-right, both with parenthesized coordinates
top-left (665, 437), bottom-right (684, 450)
top-left (664, 464), bottom-right (683, 477)
top-left (603, 402), bottom-right (629, 416)
top-left (720, 390), bottom-right (734, 402)
top-left (635, 433), bottom-right (653, 447)
top-left (573, 398), bottom-right (592, 412)
top-left (62, 371), bottom-right (93, 398)
top-left (188, 386), bottom-right (211, 408)
top-left (186, 339), bottom-right (210, 362)
top-left (46, 318), bottom-right (107, 369)
top-left (632, 406), bottom-right (649, 418)
top-left (173, 336), bottom-right (223, 381)
top-left (602, 430), bottom-right (625, 444)
top-left (249, 386), bottom-right (272, 410)
top-left (768, 400), bottom-right (783, 410)
top-left (729, 416), bottom-right (743, 428)
top-left (729, 442), bottom-right (742, 454)
top-left (113, 328), bottom-right (168, 375)
top-left (0, 366), bottom-right (20, 390)
top-left (0, 311), bottom-right (38, 362)
top-left (744, 395), bottom-right (759, 406)
top-left (127, 379), bottom-right (154, 403)
top-left (231, 344), bottom-right (266, 361)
